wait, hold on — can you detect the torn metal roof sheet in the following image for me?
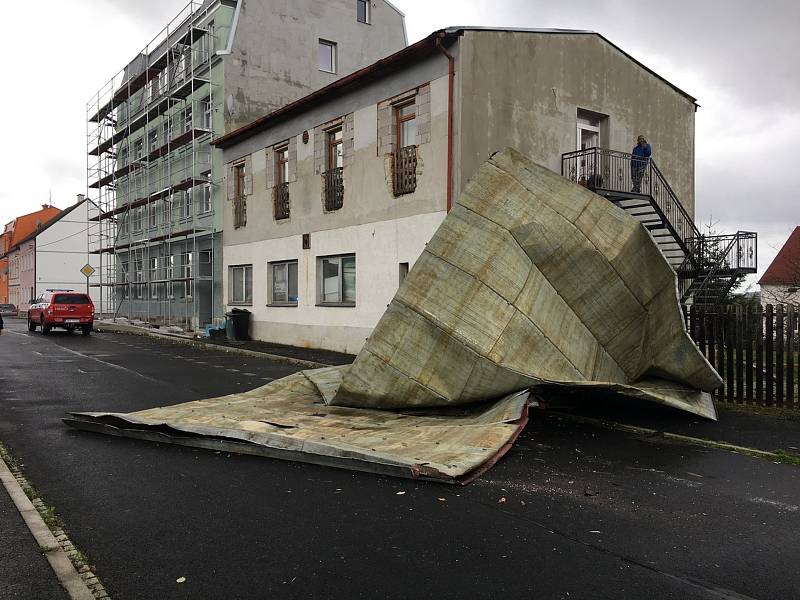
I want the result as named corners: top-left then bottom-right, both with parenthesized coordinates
top-left (65, 149), bottom-right (720, 483)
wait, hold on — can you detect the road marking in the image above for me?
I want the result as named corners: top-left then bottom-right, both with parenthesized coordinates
top-left (750, 497), bottom-right (799, 512)
top-left (56, 346), bottom-right (158, 383)
top-left (5, 330), bottom-right (28, 337)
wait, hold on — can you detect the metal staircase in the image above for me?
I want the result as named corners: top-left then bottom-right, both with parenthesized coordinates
top-left (562, 147), bottom-right (757, 307)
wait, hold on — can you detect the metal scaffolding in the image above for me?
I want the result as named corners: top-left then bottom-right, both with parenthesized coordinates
top-left (87, 0), bottom-right (223, 331)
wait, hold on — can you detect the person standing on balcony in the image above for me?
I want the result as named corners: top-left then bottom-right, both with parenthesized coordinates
top-left (630, 135), bottom-right (652, 193)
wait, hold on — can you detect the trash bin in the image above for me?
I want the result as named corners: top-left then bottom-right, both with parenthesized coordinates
top-left (225, 308), bottom-right (251, 341)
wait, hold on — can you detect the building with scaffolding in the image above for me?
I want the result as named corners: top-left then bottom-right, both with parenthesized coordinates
top-left (87, 0), bottom-right (406, 330)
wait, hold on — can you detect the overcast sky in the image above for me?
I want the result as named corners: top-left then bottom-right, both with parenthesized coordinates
top-left (1, 0), bottom-right (795, 287)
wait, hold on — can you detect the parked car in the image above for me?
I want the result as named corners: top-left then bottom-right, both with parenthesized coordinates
top-left (0, 304), bottom-right (17, 317)
top-left (28, 291), bottom-right (94, 335)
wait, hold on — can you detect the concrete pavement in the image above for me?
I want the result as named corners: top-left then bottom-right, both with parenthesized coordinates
top-left (2, 316), bottom-right (800, 599)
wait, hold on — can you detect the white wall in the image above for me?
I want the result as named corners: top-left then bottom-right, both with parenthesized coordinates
top-left (224, 211), bottom-right (446, 354)
top-left (35, 201), bottom-right (101, 305)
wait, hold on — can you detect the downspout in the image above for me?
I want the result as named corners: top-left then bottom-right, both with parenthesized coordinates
top-left (436, 35), bottom-right (455, 212)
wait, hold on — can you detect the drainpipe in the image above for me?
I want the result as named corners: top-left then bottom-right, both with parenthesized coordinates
top-left (436, 34), bottom-right (455, 212)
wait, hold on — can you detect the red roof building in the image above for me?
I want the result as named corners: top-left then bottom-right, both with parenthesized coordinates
top-left (759, 227), bottom-right (800, 286)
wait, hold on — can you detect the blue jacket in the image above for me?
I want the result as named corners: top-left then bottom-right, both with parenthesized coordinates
top-left (631, 143), bottom-right (652, 164)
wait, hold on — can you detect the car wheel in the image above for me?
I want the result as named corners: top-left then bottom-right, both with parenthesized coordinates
top-left (41, 317), bottom-right (51, 335)
top-left (27, 318), bottom-right (36, 332)
top-left (82, 325), bottom-right (92, 336)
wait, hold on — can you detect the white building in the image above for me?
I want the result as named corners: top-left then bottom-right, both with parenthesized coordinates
top-left (213, 27), bottom-right (705, 353)
top-left (10, 196), bottom-right (101, 312)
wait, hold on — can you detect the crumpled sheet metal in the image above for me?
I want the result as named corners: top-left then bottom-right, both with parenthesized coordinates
top-left (331, 148), bottom-right (720, 419)
top-left (65, 148), bottom-right (719, 484)
top-left (65, 368), bottom-right (529, 484)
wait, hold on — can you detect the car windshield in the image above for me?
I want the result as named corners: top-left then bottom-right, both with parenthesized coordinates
top-left (53, 294), bottom-right (91, 305)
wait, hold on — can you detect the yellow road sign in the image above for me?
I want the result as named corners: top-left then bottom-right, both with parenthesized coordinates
top-left (80, 264), bottom-right (96, 278)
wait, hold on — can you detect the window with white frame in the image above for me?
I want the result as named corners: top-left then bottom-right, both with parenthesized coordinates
top-left (269, 260), bottom-right (298, 305)
top-left (200, 170), bottom-right (212, 213)
top-left (201, 97), bottom-right (212, 130)
top-left (318, 39), bottom-right (337, 73)
top-left (317, 254), bottom-right (355, 305)
top-left (133, 138), bottom-right (143, 160)
top-left (166, 255), bottom-right (175, 298)
top-left (357, 0), bottom-right (370, 23)
top-left (229, 264), bottom-right (253, 305)
top-left (181, 252), bottom-right (193, 298)
top-left (184, 106), bottom-right (193, 132)
top-left (132, 206), bottom-right (143, 231)
top-left (149, 128), bottom-right (159, 153)
top-left (148, 203), bottom-right (157, 228)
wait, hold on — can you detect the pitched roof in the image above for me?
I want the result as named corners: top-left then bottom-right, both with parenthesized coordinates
top-left (11, 198), bottom-right (88, 249)
top-left (8, 207), bottom-right (62, 249)
top-left (759, 227), bottom-right (800, 286)
top-left (213, 27), bottom-right (696, 150)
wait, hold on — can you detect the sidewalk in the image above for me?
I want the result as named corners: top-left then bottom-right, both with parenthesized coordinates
top-left (0, 479), bottom-right (68, 600)
top-left (94, 319), bottom-right (355, 368)
top-left (549, 393), bottom-right (800, 456)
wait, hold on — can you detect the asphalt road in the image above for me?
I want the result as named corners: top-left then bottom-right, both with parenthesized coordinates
top-left (1, 316), bottom-right (799, 600)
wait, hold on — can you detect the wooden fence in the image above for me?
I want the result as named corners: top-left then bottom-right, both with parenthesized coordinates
top-left (684, 304), bottom-right (799, 407)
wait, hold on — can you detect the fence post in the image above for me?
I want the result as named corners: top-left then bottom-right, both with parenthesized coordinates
top-left (766, 304), bottom-right (774, 406)
top-left (787, 305), bottom-right (795, 407)
top-left (726, 305), bottom-right (735, 402)
top-left (745, 304), bottom-right (754, 402)
top-left (756, 304), bottom-right (764, 403)
top-left (735, 304), bottom-right (744, 403)
top-left (776, 304), bottom-right (785, 407)
top-left (716, 310), bottom-right (726, 400)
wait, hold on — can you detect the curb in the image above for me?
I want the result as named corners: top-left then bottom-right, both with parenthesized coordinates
top-left (548, 411), bottom-right (791, 464)
top-left (94, 322), bottom-right (330, 369)
top-left (0, 456), bottom-right (105, 600)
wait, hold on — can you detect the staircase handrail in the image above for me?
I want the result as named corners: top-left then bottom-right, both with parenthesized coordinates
top-left (562, 147), bottom-right (702, 269)
top-left (684, 231), bottom-right (756, 305)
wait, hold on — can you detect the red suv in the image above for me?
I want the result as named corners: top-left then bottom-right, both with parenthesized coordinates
top-left (28, 290), bottom-right (94, 335)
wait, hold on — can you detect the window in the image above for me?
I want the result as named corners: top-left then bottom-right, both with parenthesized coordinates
top-left (149, 203), bottom-right (157, 228)
top-left (399, 262), bottom-right (409, 285)
top-left (184, 106), bottom-right (193, 132)
top-left (173, 191), bottom-right (192, 220)
top-left (318, 254), bottom-right (355, 305)
top-left (276, 147), bottom-right (289, 185)
top-left (118, 146), bottom-right (128, 168)
top-left (201, 97), bottom-right (212, 130)
top-left (396, 102), bottom-right (417, 149)
top-left (118, 213), bottom-right (129, 236)
top-left (181, 252), bottom-right (193, 298)
top-left (149, 128), bottom-right (159, 153)
top-left (199, 250), bottom-right (213, 277)
top-left (327, 128), bottom-right (344, 171)
top-left (200, 182), bottom-right (212, 214)
top-left (274, 147), bottom-right (290, 220)
top-left (270, 260), bottom-right (298, 305)
top-left (132, 207), bottom-right (143, 231)
top-left (133, 138), bottom-right (143, 161)
top-left (357, 0), bottom-right (370, 23)
top-left (166, 255), bottom-right (175, 298)
top-left (234, 163), bottom-right (246, 197)
top-left (318, 40), bottom-right (337, 73)
top-left (393, 101), bottom-right (418, 196)
top-left (229, 264), bottom-right (253, 305)
top-left (233, 162), bottom-right (247, 228)
top-left (162, 119), bottom-right (172, 144)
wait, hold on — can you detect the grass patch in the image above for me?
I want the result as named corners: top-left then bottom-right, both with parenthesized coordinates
top-left (717, 402), bottom-right (800, 422)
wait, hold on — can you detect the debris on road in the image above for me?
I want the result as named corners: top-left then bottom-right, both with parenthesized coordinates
top-left (64, 149), bottom-right (720, 483)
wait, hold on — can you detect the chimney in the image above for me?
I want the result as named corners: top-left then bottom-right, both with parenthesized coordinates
top-left (76, 193), bottom-right (85, 204)
top-left (42, 204), bottom-right (49, 210)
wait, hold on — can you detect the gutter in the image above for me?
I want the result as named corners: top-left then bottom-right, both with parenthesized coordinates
top-left (436, 34), bottom-right (455, 212)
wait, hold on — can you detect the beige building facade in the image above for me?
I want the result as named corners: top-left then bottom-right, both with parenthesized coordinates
top-left (215, 27), bottom-right (698, 353)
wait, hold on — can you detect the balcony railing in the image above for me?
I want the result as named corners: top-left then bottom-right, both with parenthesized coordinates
top-left (562, 147), bottom-right (703, 270)
top-left (274, 182), bottom-right (290, 220)
top-left (233, 195), bottom-right (247, 229)
top-left (324, 167), bottom-right (344, 211)
top-left (393, 145), bottom-right (418, 196)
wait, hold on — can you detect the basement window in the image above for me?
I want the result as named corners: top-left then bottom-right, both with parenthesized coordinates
top-left (319, 40), bottom-right (337, 74)
top-left (269, 260), bottom-right (298, 306)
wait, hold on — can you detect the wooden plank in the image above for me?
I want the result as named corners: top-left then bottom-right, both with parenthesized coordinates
top-left (776, 304), bottom-right (785, 406)
top-left (717, 311), bottom-right (726, 401)
top-left (698, 307), bottom-right (708, 357)
top-left (726, 306), bottom-right (735, 403)
top-left (735, 305), bottom-right (744, 403)
top-left (765, 304), bottom-right (774, 406)
top-left (787, 305), bottom-right (795, 407)
top-left (755, 304), bottom-right (764, 403)
top-left (707, 309), bottom-right (716, 395)
top-left (745, 305), bottom-right (754, 403)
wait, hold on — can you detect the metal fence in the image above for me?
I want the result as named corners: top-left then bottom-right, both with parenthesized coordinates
top-left (274, 182), bottom-right (290, 220)
top-left (324, 167), bottom-right (344, 211)
top-left (393, 145), bottom-right (417, 196)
